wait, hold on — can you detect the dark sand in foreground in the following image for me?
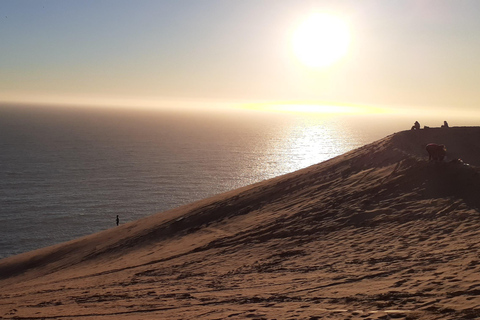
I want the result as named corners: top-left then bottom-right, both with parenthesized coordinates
top-left (1, 127), bottom-right (480, 320)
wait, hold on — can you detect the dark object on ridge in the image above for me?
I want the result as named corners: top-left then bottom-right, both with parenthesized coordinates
top-left (116, 215), bottom-right (119, 226)
top-left (442, 121), bottom-right (449, 128)
top-left (411, 121), bottom-right (420, 130)
top-left (426, 143), bottom-right (446, 161)
top-left (450, 158), bottom-right (464, 165)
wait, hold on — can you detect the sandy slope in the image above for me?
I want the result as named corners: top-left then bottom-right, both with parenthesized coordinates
top-left (1, 127), bottom-right (480, 320)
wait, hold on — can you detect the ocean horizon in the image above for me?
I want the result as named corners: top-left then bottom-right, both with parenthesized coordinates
top-left (0, 104), bottom-right (468, 259)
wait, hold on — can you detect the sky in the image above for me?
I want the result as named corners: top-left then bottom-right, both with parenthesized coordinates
top-left (2, 0), bottom-right (480, 116)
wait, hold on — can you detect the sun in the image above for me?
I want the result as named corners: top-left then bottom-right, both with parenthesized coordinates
top-left (292, 13), bottom-right (350, 68)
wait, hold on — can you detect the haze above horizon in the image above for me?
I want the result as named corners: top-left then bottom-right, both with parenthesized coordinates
top-left (2, 1), bottom-right (480, 116)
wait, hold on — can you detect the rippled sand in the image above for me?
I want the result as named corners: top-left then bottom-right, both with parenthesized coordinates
top-left (1, 127), bottom-right (480, 320)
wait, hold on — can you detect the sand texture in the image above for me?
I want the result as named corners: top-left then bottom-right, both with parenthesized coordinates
top-left (1, 127), bottom-right (480, 320)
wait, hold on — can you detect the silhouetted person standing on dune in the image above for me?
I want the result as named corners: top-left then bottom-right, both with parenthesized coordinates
top-left (116, 215), bottom-right (119, 226)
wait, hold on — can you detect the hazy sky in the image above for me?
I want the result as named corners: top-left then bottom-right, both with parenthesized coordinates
top-left (2, 0), bottom-right (480, 114)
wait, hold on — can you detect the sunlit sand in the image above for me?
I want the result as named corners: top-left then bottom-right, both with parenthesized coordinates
top-left (1, 127), bottom-right (480, 319)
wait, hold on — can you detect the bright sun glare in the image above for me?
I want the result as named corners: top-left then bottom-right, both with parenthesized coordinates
top-left (292, 13), bottom-right (350, 68)
top-left (241, 102), bottom-right (386, 115)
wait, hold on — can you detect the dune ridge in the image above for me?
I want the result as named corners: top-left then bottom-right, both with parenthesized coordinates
top-left (1, 127), bottom-right (480, 320)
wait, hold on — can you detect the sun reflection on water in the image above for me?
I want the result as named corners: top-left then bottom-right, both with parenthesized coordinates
top-left (238, 114), bottom-right (370, 184)
top-left (276, 116), bottom-right (359, 172)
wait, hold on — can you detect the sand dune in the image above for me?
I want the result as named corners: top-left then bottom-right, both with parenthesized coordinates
top-left (1, 127), bottom-right (480, 319)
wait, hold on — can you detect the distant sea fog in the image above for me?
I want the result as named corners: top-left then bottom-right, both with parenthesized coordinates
top-left (0, 104), bottom-right (456, 259)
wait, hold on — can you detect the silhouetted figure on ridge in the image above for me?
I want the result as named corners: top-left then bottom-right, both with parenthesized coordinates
top-left (442, 121), bottom-right (449, 128)
top-left (426, 143), bottom-right (446, 161)
top-left (411, 121), bottom-right (420, 130)
top-left (116, 215), bottom-right (119, 226)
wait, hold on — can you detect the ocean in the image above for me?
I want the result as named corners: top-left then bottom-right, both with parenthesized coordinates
top-left (0, 105), bottom-right (422, 259)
